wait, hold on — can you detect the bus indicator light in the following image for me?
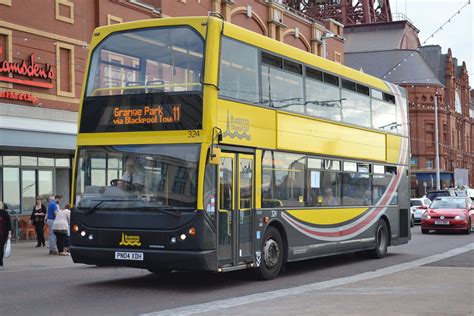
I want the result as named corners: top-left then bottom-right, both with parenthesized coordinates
top-left (188, 227), bottom-right (196, 236)
top-left (72, 224), bottom-right (79, 232)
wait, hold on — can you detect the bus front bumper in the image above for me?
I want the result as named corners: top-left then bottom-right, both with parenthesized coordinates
top-left (71, 246), bottom-right (217, 271)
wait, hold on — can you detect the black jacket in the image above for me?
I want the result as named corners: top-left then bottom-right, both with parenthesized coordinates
top-left (0, 209), bottom-right (12, 240)
top-left (30, 204), bottom-right (47, 225)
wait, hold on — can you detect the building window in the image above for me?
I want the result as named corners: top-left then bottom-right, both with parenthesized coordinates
top-left (0, 0), bottom-right (12, 6)
top-left (426, 159), bottom-right (434, 169)
top-left (55, 0), bottom-right (74, 24)
top-left (410, 157), bottom-right (417, 167)
top-left (0, 153), bottom-right (71, 215)
top-left (425, 123), bottom-right (434, 149)
top-left (0, 28), bottom-right (13, 89)
top-left (56, 43), bottom-right (75, 97)
top-left (334, 52), bottom-right (341, 64)
top-left (107, 14), bottom-right (123, 25)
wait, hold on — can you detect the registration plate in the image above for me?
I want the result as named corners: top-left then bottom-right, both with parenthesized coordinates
top-left (115, 251), bottom-right (144, 261)
top-left (434, 220), bottom-right (449, 225)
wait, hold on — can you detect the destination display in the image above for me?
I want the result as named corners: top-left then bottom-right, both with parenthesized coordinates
top-left (79, 93), bottom-right (202, 133)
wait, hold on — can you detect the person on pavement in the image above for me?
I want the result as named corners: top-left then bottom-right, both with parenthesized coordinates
top-left (0, 201), bottom-right (12, 268)
top-left (46, 195), bottom-right (62, 255)
top-left (52, 204), bottom-right (71, 256)
top-left (30, 196), bottom-right (47, 247)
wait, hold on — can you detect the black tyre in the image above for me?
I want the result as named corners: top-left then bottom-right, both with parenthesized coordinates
top-left (410, 216), bottom-right (415, 228)
top-left (421, 229), bottom-right (429, 234)
top-left (256, 226), bottom-right (284, 280)
top-left (368, 219), bottom-right (389, 259)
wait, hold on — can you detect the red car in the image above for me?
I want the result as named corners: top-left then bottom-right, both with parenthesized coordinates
top-left (421, 196), bottom-right (474, 234)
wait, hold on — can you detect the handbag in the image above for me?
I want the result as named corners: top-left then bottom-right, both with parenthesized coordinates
top-left (4, 238), bottom-right (11, 258)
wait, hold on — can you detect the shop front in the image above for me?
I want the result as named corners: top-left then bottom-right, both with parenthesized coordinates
top-left (0, 103), bottom-right (77, 241)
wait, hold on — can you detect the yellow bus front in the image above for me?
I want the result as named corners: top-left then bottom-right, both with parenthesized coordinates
top-left (70, 17), bottom-right (221, 272)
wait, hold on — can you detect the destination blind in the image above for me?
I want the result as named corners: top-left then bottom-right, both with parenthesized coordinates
top-left (79, 93), bottom-right (203, 133)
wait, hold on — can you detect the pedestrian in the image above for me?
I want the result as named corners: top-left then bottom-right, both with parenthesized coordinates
top-left (30, 196), bottom-right (47, 247)
top-left (52, 203), bottom-right (71, 256)
top-left (46, 194), bottom-right (62, 255)
top-left (0, 201), bottom-right (12, 268)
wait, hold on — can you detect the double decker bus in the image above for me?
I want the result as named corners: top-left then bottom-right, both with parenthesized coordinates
top-left (71, 15), bottom-right (410, 280)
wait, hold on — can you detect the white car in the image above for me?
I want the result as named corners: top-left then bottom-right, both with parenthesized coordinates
top-left (410, 198), bottom-right (431, 225)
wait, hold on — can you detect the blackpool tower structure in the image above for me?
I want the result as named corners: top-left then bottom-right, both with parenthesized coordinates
top-left (284, 0), bottom-right (392, 25)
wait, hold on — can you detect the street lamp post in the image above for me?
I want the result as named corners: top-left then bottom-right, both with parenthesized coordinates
top-left (321, 32), bottom-right (336, 59)
top-left (434, 90), bottom-right (441, 190)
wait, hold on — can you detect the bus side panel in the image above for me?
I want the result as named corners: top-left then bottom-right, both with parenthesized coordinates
top-left (277, 112), bottom-right (386, 162)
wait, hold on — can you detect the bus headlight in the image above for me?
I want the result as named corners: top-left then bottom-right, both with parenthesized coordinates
top-left (88, 234), bottom-right (94, 240)
top-left (180, 233), bottom-right (187, 241)
top-left (80, 231), bottom-right (86, 237)
top-left (170, 237), bottom-right (177, 244)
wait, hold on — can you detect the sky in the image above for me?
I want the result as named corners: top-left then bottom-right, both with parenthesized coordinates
top-left (389, 0), bottom-right (473, 74)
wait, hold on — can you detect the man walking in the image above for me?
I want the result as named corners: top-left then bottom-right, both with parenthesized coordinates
top-left (46, 195), bottom-right (62, 255)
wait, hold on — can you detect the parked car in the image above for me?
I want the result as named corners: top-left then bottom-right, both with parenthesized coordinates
top-left (425, 189), bottom-right (457, 201)
top-left (421, 196), bottom-right (474, 234)
top-left (410, 197), bottom-right (431, 225)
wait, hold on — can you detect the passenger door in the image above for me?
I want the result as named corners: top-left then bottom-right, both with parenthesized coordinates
top-left (217, 152), bottom-right (254, 268)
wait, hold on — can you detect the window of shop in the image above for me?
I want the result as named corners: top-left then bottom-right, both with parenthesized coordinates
top-left (0, 153), bottom-right (72, 214)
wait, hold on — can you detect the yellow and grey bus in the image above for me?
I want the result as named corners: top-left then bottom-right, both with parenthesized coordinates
top-left (71, 15), bottom-right (410, 279)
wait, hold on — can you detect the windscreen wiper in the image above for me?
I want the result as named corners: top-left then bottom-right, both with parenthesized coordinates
top-left (139, 206), bottom-right (182, 218)
top-left (81, 199), bottom-right (136, 215)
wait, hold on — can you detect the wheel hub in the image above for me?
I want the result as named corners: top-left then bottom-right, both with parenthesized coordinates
top-left (263, 238), bottom-right (280, 268)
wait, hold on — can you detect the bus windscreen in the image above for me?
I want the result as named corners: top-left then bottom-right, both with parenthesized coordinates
top-left (75, 144), bottom-right (200, 211)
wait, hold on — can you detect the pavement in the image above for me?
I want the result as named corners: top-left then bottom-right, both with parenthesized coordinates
top-left (1, 241), bottom-right (75, 272)
top-left (2, 241), bottom-right (474, 315)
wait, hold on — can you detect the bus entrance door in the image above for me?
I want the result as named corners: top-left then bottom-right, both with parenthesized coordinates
top-left (217, 153), bottom-right (254, 269)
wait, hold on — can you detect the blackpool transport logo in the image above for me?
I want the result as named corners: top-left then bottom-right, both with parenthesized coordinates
top-left (223, 111), bottom-right (251, 140)
top-left (119, 233), bottom-right (142, 246)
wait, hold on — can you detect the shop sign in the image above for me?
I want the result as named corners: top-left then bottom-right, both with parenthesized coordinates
top-left (0, 54), bottom-right (54, 89)
top-left (0, 90), bottom-right (39, 104)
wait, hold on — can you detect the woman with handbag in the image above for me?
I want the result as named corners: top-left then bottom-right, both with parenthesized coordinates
top-left (0, 201), bottom-right (12, 268)
top-left (30, 196), bottom-right (47, 247)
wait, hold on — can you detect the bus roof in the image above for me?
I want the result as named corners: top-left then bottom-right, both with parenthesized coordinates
top-left (90, 16), bottom-right (394, 94)
top-left (222, 19), bottom-right (392, 93)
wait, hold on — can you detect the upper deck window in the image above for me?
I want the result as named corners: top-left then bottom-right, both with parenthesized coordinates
top-left (86, 27), bottom-right (204, 97)
top-left (220, 37), bottom-right (259, 103)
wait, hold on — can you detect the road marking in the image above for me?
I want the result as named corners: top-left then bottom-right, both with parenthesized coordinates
top-left (141, 243), bottom-right (474, 316)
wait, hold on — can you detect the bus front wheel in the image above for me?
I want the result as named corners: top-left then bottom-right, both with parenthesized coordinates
top-left (256, 226), bottom-right (284, 280)
top-left (368, 219), bottom-right (388, 259)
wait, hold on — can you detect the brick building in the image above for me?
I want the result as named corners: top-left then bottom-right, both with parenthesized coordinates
top-left (344, 21), bottom-right (473, 196)
top-left (0, 0), bottom-right (342, 238)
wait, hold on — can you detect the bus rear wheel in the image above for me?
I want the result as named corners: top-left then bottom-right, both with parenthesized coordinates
top-left (368, 219), bottom-right (388, 259)
top-left (256, 226), bottom-right (284, 280)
